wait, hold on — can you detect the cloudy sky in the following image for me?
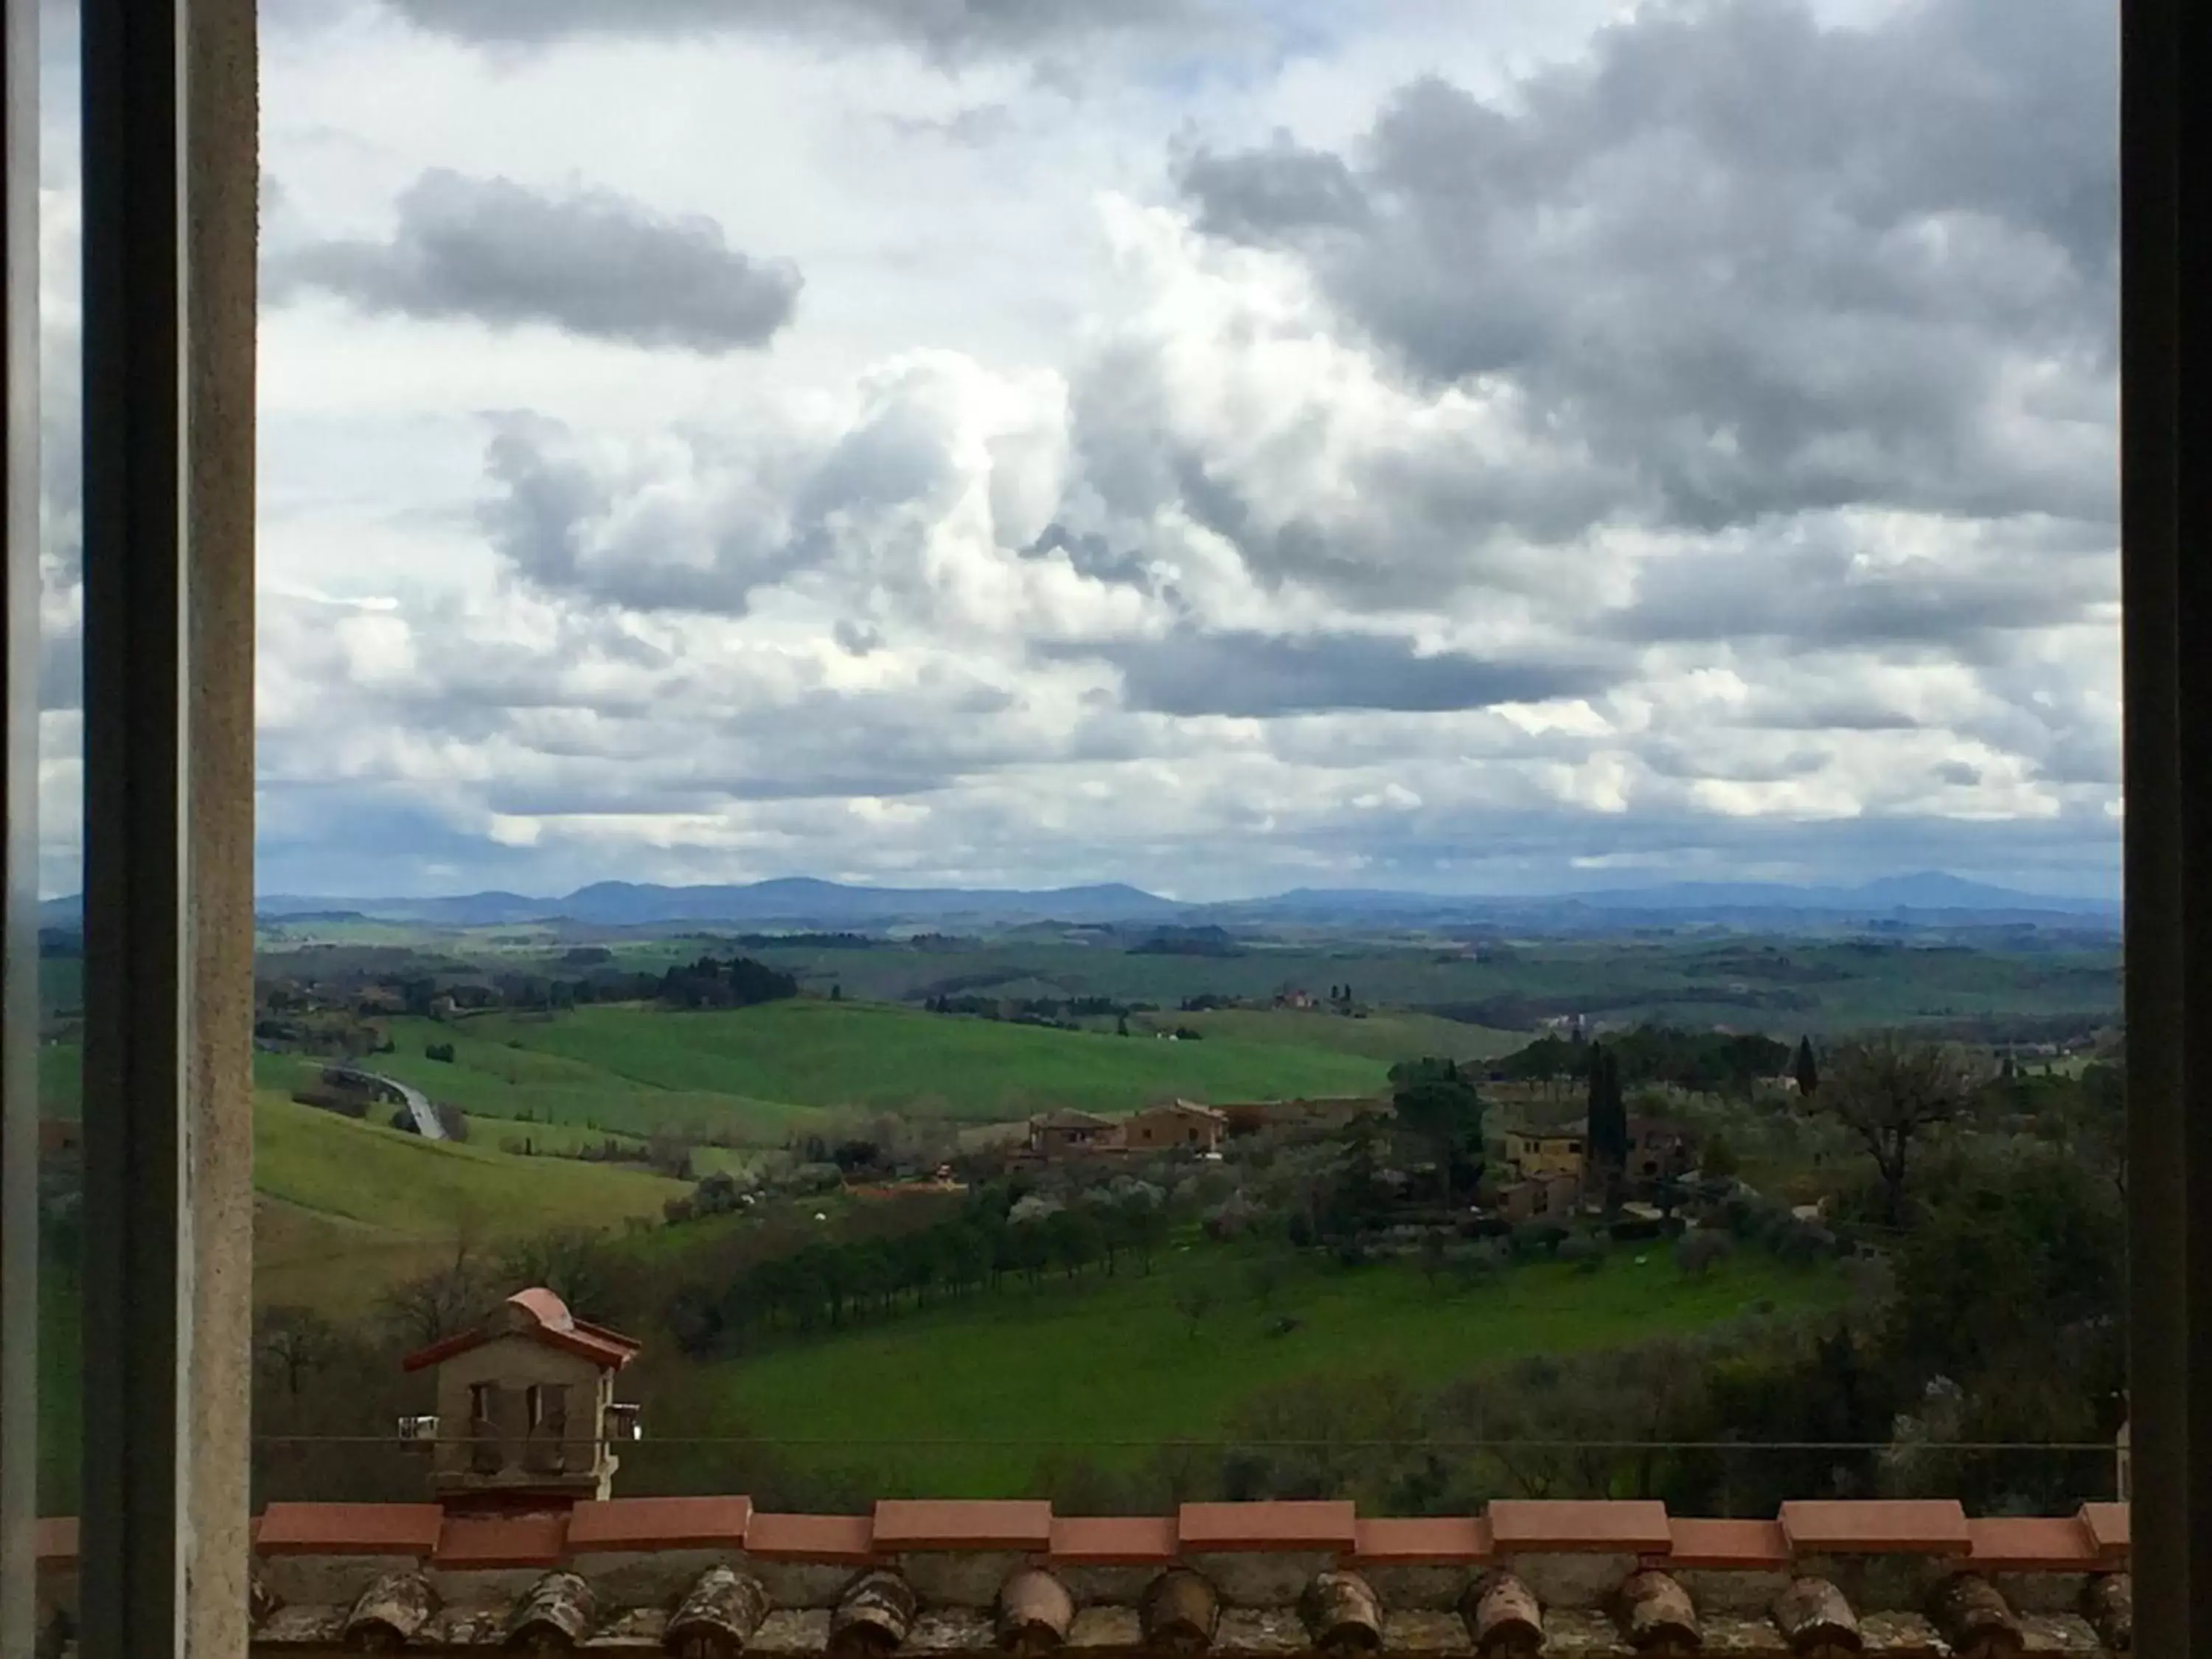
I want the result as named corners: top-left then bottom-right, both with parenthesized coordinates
top-left (40, 0), bottom-right (2120, 900)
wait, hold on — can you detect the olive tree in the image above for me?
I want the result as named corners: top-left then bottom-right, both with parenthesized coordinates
top-left (1818, 1035), bottom-right (1992, 1227)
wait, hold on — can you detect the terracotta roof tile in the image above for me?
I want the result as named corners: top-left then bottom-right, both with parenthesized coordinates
top-left (1049, 1516), bottom-right (1179, 1565)
top-left (434, 1512), bottom-right (570, 1569)
top-left (509, 1287), bottom-right (574, 1330)
top-left (875, 1499), bottom-right (1054, 1552)
top-left (1351, 1517), bottom-right (1492, 1565)
top-left (1178, 1500), bottom-right (1358, 1553)
top-left (257, 1503), bottom-right (444, 1557)
top-left (745, 1512), bottom-right (877, 1563)
top-left (1965, 1516), bottom-right (2101, 1572)
top-left (1489, 1500), bottom-right (1672, 1555)
top-left (34, 1517), bottom-right (77, 1567)
top-left (1662, 1518), bottom-right (1790, 1570)
top-left (567, 1496), bottom-right (754, 1554)
top-left (1779, 1499), bottom-right (1971, 1555)
top-left (2078, 1503), bottom-right (2129, 1559)
top-left (402, 1287), bottom-right (641, 1374)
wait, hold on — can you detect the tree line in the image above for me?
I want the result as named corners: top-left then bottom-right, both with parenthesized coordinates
top-left (1494, 1025), bottom-right (1792, 1095)
top-left (660, 1187), bottom-right (1178, 1359)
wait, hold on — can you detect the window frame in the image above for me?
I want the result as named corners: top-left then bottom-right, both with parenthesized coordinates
top-left (0, 0), bottom-right (2195, 1651)
top-left (0, 0), bottom-right (40, 1649)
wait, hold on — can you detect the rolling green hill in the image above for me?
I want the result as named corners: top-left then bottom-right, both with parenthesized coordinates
top-left (647, 1246), bottom-right (1847, 1496)
top-left (254, 1093), bottom-right (686, 1240)
top-left (365, 1001), bottom-right (1389, 1139)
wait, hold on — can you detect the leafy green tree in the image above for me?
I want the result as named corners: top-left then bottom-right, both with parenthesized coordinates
top-left (1795, 1035), bottom-right (1820, 1098)
top-left (1390, 1060), bottom-right (1486, 1203)
top-left (1817, 1035), bottom-right (1990, 1226)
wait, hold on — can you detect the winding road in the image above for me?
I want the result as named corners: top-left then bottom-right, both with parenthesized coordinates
top-left (329, 1067), bottom-right (446, 1141)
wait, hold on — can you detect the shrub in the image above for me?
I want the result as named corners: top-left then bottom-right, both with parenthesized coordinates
top-left (1559, 1233), bottom-right (1607, 1273)
top-left (1511, 1221), bottom-right (1569, 1260)
top-left (1775, 1220), bottom-right (1837, 1266)
top-left (1676, 1230), bottom-right (1734, 1277)
top-left (424, 1043), bottom-right (456, 1063)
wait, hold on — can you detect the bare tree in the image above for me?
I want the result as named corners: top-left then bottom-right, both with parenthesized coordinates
top-left (1817, 1035), bottom-right (1991, 1226)
top-left (256, 1305), bottom-right (343, 1400)
top-left (380, 1229), bottom-right (491, 1350)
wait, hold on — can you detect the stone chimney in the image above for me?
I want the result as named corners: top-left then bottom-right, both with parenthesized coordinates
top-left (398, 1288), bottom-right (643, 1510)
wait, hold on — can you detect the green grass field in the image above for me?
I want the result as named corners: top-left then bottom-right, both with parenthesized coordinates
top-left (38, 1260), bottom-right (80, 1516)
top-left (667, 1245), bottom-right (1847, 1495)
top-left (1138, 1007), bottom-right (1522, 1065)
top-left (364, 1001), bottom-right (1388, 1141)
top-left (254, 1093), bottom-right (685, 1240)
top-left (38, 1043), bottom-right (80, 1118)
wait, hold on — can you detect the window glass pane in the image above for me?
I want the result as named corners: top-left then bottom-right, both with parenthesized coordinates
top-left (252, 0), bottom-right (2120, 1526)
top-left (35, 0), bottom-right (80, 1526)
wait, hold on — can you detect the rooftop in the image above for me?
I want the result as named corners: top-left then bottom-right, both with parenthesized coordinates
top-left (30, 1495), bottom-right (2132, 1655)
top-left (400, 1288), bottom-right (642, 1374)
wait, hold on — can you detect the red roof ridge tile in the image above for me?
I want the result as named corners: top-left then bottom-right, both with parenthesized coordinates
top-left (1178, 1500), bottom-right (1359, 1553)
top-left (874, 1498), bottom-right (1054, 1552)
top-left (1779, 1498), bottom-right (1973, 1555)
top-left (567, 1495), bottom-right (754, 1554)
top-left (2077, 1502), bottom-right (2129, 1558)
top-left (34, 1517), bottom-right (77, 1567)
top-left (26, 1498), bottom-right (2137, 1579)
top-left (434, 1511), bottom-right (571, 1570)
top-left (1350, 1516), bottom-right (1492, 1565)
top-left (1049, 1515), bottom-right (1178, 1566)
top-left (1964, 1514), bottom-right (2103, 1572)
top-left (1489, 1498), bottom-right (1672, 1555)
top-left (1660, 1517), bottom-right (1790, 1571)
top-left (745, 1512), bottom-right (877, 1565)
top-left (256, 1501), bottom-right (445, 1557)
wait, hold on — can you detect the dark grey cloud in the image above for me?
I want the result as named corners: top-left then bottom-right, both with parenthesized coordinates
top-left (271, 170), bottom-right (801, 352)
top-left (378, 0), bottom-right (1214, 58)
top-left (1175, 135), bottom-right (1372, 240)
top-left (1174, 0), bottom-right (2116, 540)
top-left (1045, 629), bottom-right (1610, 717)
top-left (1025, 524), bottom-right (1159, 592)
top-left (1934, 760), bottom-right (1983, 787)
top-left (1604, 530), bottom-right (2112, 653)
top-left (834, 619), bottom-right (886, 657)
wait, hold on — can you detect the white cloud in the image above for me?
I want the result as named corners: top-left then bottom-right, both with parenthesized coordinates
top-left (42, 0), bottom-right (2124, 899)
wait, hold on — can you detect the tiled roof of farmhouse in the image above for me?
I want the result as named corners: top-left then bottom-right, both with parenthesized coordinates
top-left (1166, 1099), bottom-right (1231, 1120)
top-left (31, 1496), bottom-right (2135, 1655)
top-left (1031, 1109), bottom-right (1117, 1130)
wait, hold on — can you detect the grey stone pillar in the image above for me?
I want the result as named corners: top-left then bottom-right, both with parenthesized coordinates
top-left (184, 1), bottom-right (258, 1654)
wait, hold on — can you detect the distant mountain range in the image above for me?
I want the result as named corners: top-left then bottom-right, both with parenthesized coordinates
top-left (244, 878), bottom-right (1189, 929)
top-left (101, 869), bottom-right (2120, 933)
